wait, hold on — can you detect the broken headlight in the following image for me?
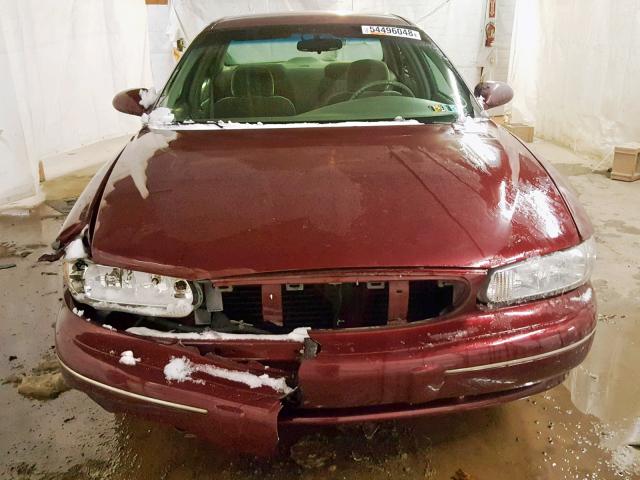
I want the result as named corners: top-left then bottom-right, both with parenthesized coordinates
top-left (480, 237), bottom-right (596, 307)
top-left (63, 260), bottom-right (195, 317)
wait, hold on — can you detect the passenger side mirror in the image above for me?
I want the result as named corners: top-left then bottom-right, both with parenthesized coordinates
top-left (112, 88), bottom-right (146, 116)
top-left (474, 81), bottom-right (514, 109)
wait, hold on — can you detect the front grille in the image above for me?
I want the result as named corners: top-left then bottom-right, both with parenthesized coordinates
top-left (407, 281), bottom-right (455, 321)
top-left (282, 284), bottom-right (334, 329)
top-left (218, 280), bottom-right (460, 330)
top-left (282, 283), bottom-right (389, 329)
top-left (220, 286), bottom-right (263, 324)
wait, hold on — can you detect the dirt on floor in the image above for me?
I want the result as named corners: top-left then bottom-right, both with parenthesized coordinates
top-left (0, 140), bottom-right (639, 480)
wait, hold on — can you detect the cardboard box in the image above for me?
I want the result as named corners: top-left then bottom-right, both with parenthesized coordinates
top-left (611, 146), bottom-right (640, 182)
top-left (503, 122), bottom-right (534, 143)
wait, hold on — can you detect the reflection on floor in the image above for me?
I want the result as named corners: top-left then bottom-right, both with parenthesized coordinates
top-left (0, 139), bottom-right (638, 480)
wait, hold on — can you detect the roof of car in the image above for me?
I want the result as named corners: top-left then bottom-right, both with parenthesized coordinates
top-left (210, 12), bottom-right (414, 30)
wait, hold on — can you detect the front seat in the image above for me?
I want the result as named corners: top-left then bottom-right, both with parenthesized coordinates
top-left (325, 59), bottom-right (399, 105)
top-left (214, 66), bottom-right (296, 119)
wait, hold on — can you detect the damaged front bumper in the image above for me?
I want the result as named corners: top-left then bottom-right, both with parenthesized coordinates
top-left (56, 285), bottom-right (596, 456)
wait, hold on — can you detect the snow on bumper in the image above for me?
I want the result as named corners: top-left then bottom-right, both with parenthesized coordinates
top-left (55, 297), bottom-right (293, 457)
top-left (55, 285), bottom-right (596, 455)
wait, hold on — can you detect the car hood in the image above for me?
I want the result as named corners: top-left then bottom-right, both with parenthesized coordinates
top-left (90, 120), bottom-right (580, 279)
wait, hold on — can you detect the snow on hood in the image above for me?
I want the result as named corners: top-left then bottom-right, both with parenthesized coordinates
top-left (146, 117), bottom-right (422, 131)
top-left (141, 107), bottom-right (175, 127)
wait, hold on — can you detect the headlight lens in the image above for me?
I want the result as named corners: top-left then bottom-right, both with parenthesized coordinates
top-left (480, 237), bottom-right (596, 307)
top-left (64, 260), bottom-right (195, 317)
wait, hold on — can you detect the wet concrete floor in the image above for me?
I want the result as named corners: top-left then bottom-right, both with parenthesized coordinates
top-left (0, 140), bottom-right (638, 479)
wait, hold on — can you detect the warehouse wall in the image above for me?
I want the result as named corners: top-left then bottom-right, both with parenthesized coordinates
top-left (147, 3), bottom-right (174, 88)
top-left (0, 0), bottom-right (152, 206)
top-left (508, 0), bottom-right (640, 158)
top-left (0, 29), bottom-right (36, 206)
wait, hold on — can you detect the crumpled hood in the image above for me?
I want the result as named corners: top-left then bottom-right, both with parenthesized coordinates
top-left (90, 121), bottom-right (580, 279)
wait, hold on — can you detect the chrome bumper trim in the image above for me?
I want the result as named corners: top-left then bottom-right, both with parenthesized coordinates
top-left (58, 357), bottom-right (208, 414)
top-left (445, 328), bottom-right (596, 375)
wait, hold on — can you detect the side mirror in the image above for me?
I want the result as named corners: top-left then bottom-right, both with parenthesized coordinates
top-left (474, 81), bottom-right (514, 109)
top-left (112, 88), bottom-right (146, 116)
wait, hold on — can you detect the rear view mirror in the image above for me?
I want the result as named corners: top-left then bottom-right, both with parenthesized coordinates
top-left (474, 81), bottom-right (514, 109)
top-left (297, 37), bottom-right (343, 54)
top-left (112, 88), bottom-right (146, 116)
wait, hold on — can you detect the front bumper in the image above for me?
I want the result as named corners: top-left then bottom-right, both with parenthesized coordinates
top-left (56, 284), bottom-right (596, 456)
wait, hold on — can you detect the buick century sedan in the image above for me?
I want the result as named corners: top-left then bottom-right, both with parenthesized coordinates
top-left (52, 12), bottom-right (596, 456)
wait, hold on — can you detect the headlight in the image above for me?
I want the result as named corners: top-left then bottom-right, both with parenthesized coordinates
top-left (64, 260), bottom-right (196, 317)
top-left (480, 237), bottom-right (596, 307)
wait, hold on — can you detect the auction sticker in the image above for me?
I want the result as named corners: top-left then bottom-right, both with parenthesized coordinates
top-left (361, 25), bottom-right (421, 40)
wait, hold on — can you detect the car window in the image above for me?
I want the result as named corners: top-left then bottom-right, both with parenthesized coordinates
top-left (226, 36), bottom-right (383, 64)
top-left (158, 24), bottom-right (477, 124)
top-left (425, 54), bottom-right (454, 98)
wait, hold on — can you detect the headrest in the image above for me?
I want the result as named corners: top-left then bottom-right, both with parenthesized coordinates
top-left (231, 66), bottom-right (274, 97)
top-left (347, 59), bottom-right (389, 92)
top-left (324, 62), bottom-right (349, 80)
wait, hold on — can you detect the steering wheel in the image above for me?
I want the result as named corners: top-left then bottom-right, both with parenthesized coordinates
top-left (350, 80), bottom-right (415, 101)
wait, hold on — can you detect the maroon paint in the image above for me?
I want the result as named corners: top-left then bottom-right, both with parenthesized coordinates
top-left (89, 121), bottom-right (582, 280)
top-left (474, 81), bottom-right (514, 109)
top-left (57, 285), bottom-right (595, 455)
top-left (280, 375), bottom-right (565, 426)
top-left (56, 294), bottom-right (286, 457)
top-left (112, 89), bottom-right (145, 117)
top-left (299, 284), bottom-right (595, 408)
top-left (53, 12), bottom-right (597, 457)
top-left (211, 12), bottom-right (413, 31)
top-left (56, 158), bottom-right (120, 247)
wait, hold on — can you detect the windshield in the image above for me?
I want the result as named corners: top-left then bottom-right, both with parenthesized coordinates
top-left (158, 24), bottom-right (478, 124)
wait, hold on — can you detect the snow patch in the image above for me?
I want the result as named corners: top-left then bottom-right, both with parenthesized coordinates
top-left (148, 119), bottom-right (422, 131)
top-left (138, 88), bottom-right (158, 109)
top-left (101, 324), bottom-right (116, 331)
top-left (126, 326), bottom-right (310, 343)
top-left (65, 239), bottom-right (87, 260)
top-left (119, 351), bottom-right (140, 366)
top-left (142, 107), bottom-right (175, 127)
top-left (163, 356), bottom-right (292, 394)
top-left (71, 307), bottom-right (84, 317)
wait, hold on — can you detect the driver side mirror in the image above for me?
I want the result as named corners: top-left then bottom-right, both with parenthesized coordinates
top-left (474, 81), bottom-right (514, 109)
top-left (112, 88), bottom-right (146, 116)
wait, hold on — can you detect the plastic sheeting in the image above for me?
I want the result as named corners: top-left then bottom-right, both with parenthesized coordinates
top-left (0, 0), bottom-right (152, 206)
top-left (167, 0), bottom-right (489, 87)
top-left (508, 0), bottom-right (640, 158)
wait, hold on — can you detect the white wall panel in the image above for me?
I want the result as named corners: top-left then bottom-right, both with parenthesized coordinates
top-left (0, 25), bottom-right (36, 205)
top-left (0, 0), bottom-right (153, 205)
top-left (509, 0), bottom-right (640, 157)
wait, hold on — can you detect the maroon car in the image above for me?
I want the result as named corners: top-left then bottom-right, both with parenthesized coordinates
top-left (54, 13), bottom-right (596, 456)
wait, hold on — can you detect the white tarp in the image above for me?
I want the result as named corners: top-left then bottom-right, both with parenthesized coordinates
top-left (508, 0), bottom-right (640, 158)
top-left (0, 27), bottom-right (35, 205)
top-left (167, 0), bottom-right (489, 87)
top-left (0, 0), bottom-right (152, 206)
